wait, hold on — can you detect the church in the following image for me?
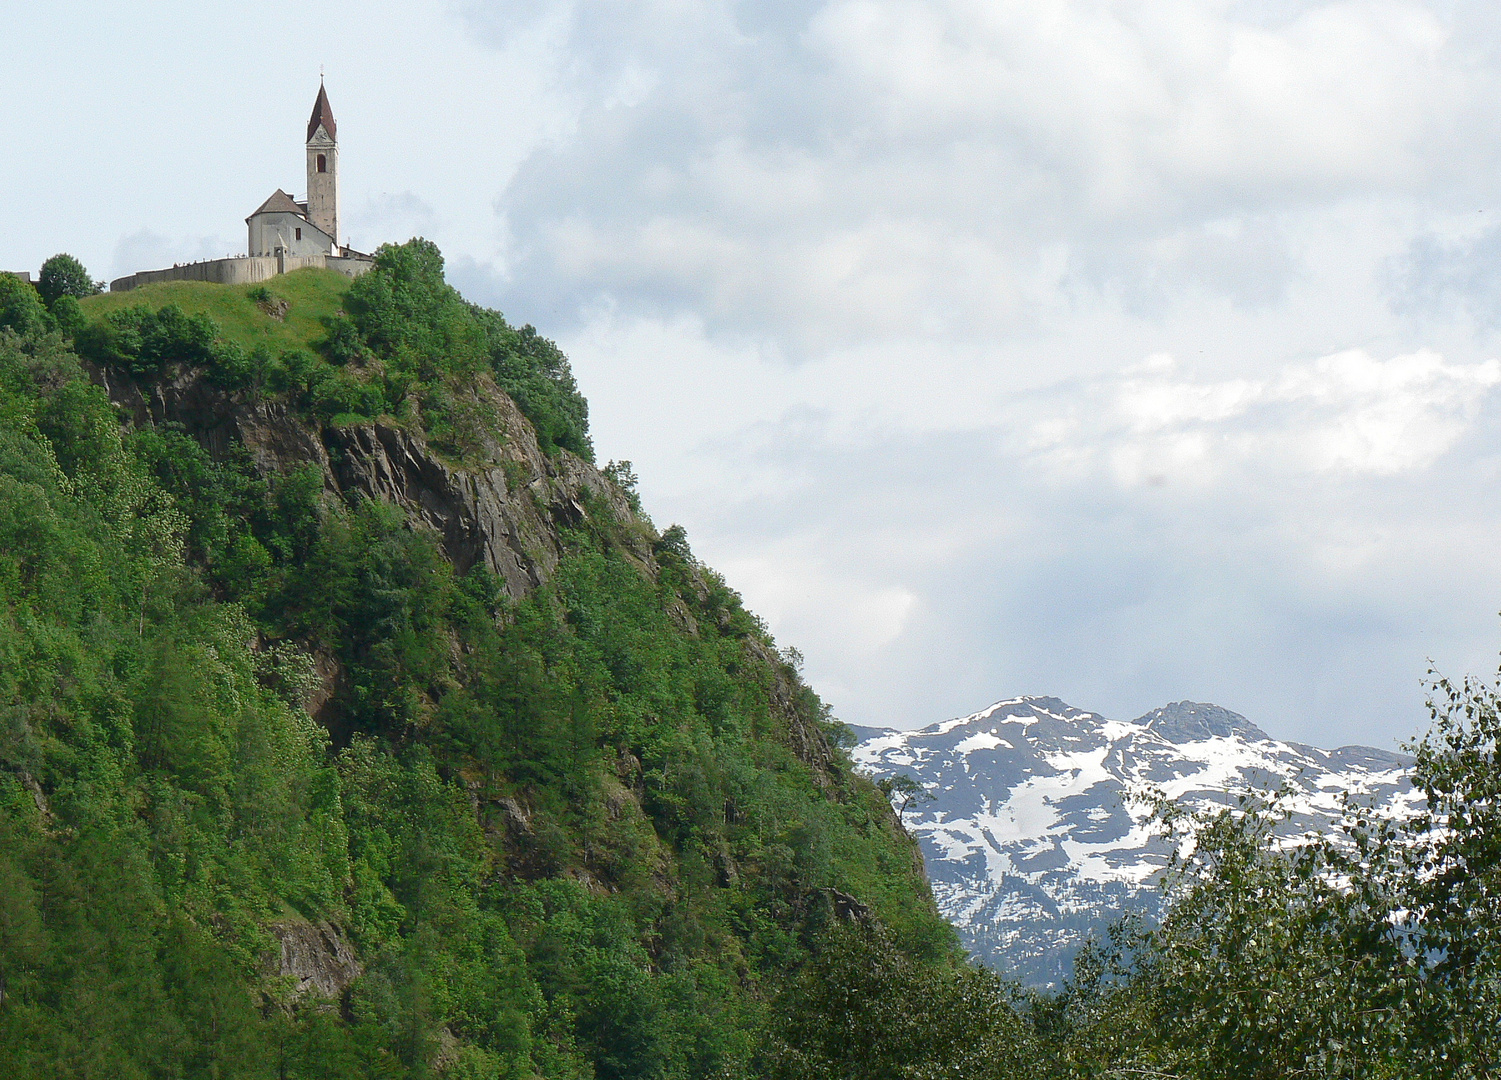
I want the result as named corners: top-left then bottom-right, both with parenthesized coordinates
top-left (110, 84), bottom-right (372, 292)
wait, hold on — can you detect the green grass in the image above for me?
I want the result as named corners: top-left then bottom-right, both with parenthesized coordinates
top-left (79, 267), bottom-right (353, 354)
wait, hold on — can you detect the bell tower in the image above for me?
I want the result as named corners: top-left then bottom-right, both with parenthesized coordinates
top-left (305, 81), bottom-right (339, 248)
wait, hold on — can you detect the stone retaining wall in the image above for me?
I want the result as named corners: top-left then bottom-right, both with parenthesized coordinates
top-left (110, 251), bottom-right (372, 293)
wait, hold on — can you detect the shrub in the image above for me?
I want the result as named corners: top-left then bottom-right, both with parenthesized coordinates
top-left (334, 239), bottom-right (593, 459)
top-left (0, 274), bottom-right (49, 336)
top-left (37, 253), bottom-right (102, 307)
top-left (49, 294), bottom-right (86, 339)
top-left (76, 303), bottom-right (221, 377)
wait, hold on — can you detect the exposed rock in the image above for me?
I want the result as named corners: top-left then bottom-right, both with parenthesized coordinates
top-left (1139, 700), bottom-right (1270, 744)
top-left (750, 638), bottom-right (844, 792)
top-left (827, 888), bottom-right (872, 924)
top-left (269, 919), bottom-right (361, 1000)
top-left (306, 649), bottom-right (341, 723)
top-left (603, 782), bottom-right (636, 823)
top-left (432, 1027), bottom-right (462, 1073)
top-left (495, 796), bottom-right (533, 837)
top-left (613, 748), bottom-right (643, 786)
top-left (87, 363), bottom-right (638, 603)
top-left (91, 360), bottom-right (881, 861)
top-left (20, 773), bottom-right (52, 825)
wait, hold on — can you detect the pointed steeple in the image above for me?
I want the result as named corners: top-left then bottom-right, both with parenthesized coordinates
top-left (305, 78), bottom-right (340, 246)
top-left (307, 81), bottom-right (336, 143)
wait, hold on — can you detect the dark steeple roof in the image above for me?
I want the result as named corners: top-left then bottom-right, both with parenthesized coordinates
top-left (307, 82), bottom-right (336, 142)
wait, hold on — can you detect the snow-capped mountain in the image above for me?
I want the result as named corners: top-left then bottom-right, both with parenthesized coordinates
top-left (851, 697), bottom-right (1417, 986)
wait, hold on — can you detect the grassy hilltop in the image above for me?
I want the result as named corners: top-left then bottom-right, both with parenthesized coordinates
top-left (81, 268), bottom-right (355, 356)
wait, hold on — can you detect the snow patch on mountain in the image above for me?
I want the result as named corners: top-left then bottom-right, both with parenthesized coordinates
top-left (852, 697), bottom-right (1416, 986)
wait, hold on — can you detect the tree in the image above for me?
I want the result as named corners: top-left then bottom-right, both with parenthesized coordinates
top-left (877, 773), bottom-right (933, 821)
top-left (49, 294), bottom-right (86, 339)
top-left (37, 253), bottom-right (101, 308)
top-left (0, 273), bottom-right (50, 335)
top-left (1404, 671), bottom-right (1501, 1075)
top-left (763, 924), bottom-right (1038, 1080)
top-left (1142, 792), bottom-right (1411, 1079)
top-left (340, 237), bottom-right (486, 379)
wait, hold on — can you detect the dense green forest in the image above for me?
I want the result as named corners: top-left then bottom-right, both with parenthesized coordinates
top-left (1, 245), bottom-right (1499, 1078)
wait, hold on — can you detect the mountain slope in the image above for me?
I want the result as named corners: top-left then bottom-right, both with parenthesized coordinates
top-left (0, 243), bottom-right (956, 1078)
top-left (853, 696), bottom-right (1417, 985)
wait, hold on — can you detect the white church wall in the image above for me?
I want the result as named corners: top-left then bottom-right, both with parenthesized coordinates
top-left (248, 210), bottom-right (334, 258)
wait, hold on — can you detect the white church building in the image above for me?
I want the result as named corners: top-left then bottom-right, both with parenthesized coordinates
top-left (111, 84), bottom-right (372, 292)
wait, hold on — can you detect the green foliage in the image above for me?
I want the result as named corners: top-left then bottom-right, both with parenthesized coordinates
top-left (36, 254), bottom-right (102, 307)
top-left (75, 242), bottom-right (592, 459)
top-left (0, 331), bottom-right (349, 1075)
top-left (1119, 795), bottom-right (1408, 1079)
top-left (0, 321), bottom-right (960, 1078)
top-left (875, 774), bottom-right (931, 819)
top-left (603, 461), bottom-right (643, 514)
top-left (342, 239), bottom-right (486, 379)
top-left (48, 294), bottom-right (85, 339)
top-left (763, 923), bottom-right (1036, 1080)
top-left (30, 235), bottom-right (1501, 1076)
top-left (273, 498), bottom-right (458, 739)
top-left (420, 380), bottom-right (505, 467)
top-left (477, 312), bottom-right (592, 458)
top-left (340, 239), bottom-right (592, 459)
top-left (1035, 703), bottom-right (1501, 1080)
top-left (81, 269), bottom-right (355, 357)
top-left (75, 302), bottom-right (227, 378)
top-left (0, 275), bottom-right (50, 336)
top-left (1404, 673), bottom-right (1501, 1074)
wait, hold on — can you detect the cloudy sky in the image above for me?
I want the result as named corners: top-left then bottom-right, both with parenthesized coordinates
top-left (7, 1), bottom-right (1501, 748)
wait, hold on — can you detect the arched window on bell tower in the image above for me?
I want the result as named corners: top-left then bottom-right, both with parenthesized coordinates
top-left (317, 154), bottom-right (327, 174)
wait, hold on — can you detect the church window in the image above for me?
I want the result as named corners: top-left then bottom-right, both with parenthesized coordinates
top-left (317, 154), bottom-right (327, 173)
top-left (296, 228), bottom-right (302, 241)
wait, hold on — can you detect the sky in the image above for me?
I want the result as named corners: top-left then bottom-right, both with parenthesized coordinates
top-left (6, 1), bottom-right (1501, 749)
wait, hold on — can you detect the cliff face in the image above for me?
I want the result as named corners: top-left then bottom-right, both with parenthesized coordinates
top-left (86, 361), bottom-right (863, 793)
top-left (90, 364), bottom-right (638, 602)
top-left (93, 356), bottom-right (935, 960)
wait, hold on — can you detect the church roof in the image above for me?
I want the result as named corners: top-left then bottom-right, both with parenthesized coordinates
top-left (307, 84), bottom-right (336, 142)
top-left (249, 189), bottom-right (305, 218)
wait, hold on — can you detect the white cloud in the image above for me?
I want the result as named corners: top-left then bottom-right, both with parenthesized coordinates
top-left (1052, 347), bottom-right (1501, 485)
top-left (1275, 350), bottom-right (1501, 472)
top-left (9, 2), bottom-right (1501, 748)
top-left (810, 0), bottom-right (1459, 196)
top-left (470, 0), bottom-right (1496, 355)
top-left (564, 304), bottom-right (1501, 747)
top-left (719, 551), bottom-right (919, 655)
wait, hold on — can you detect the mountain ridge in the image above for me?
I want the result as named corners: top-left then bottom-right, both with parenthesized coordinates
top-left (852, 695), bottom-right (1417, 985)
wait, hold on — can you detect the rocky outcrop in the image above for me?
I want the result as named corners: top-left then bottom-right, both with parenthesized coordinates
top-left (88, 364), bottom-right (637, 601)
top-left (269, 919), bottom-right (361, 1001)
top-left (89, 361), bottom-right (881, 844)
top-left (749, 638), bottom-right (846, 792)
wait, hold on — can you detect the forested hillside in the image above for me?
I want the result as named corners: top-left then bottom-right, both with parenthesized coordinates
top-left (0, 247), bottom-right (1040, 1079)
top-left (1, 246), bottom-right (1500, 1079)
